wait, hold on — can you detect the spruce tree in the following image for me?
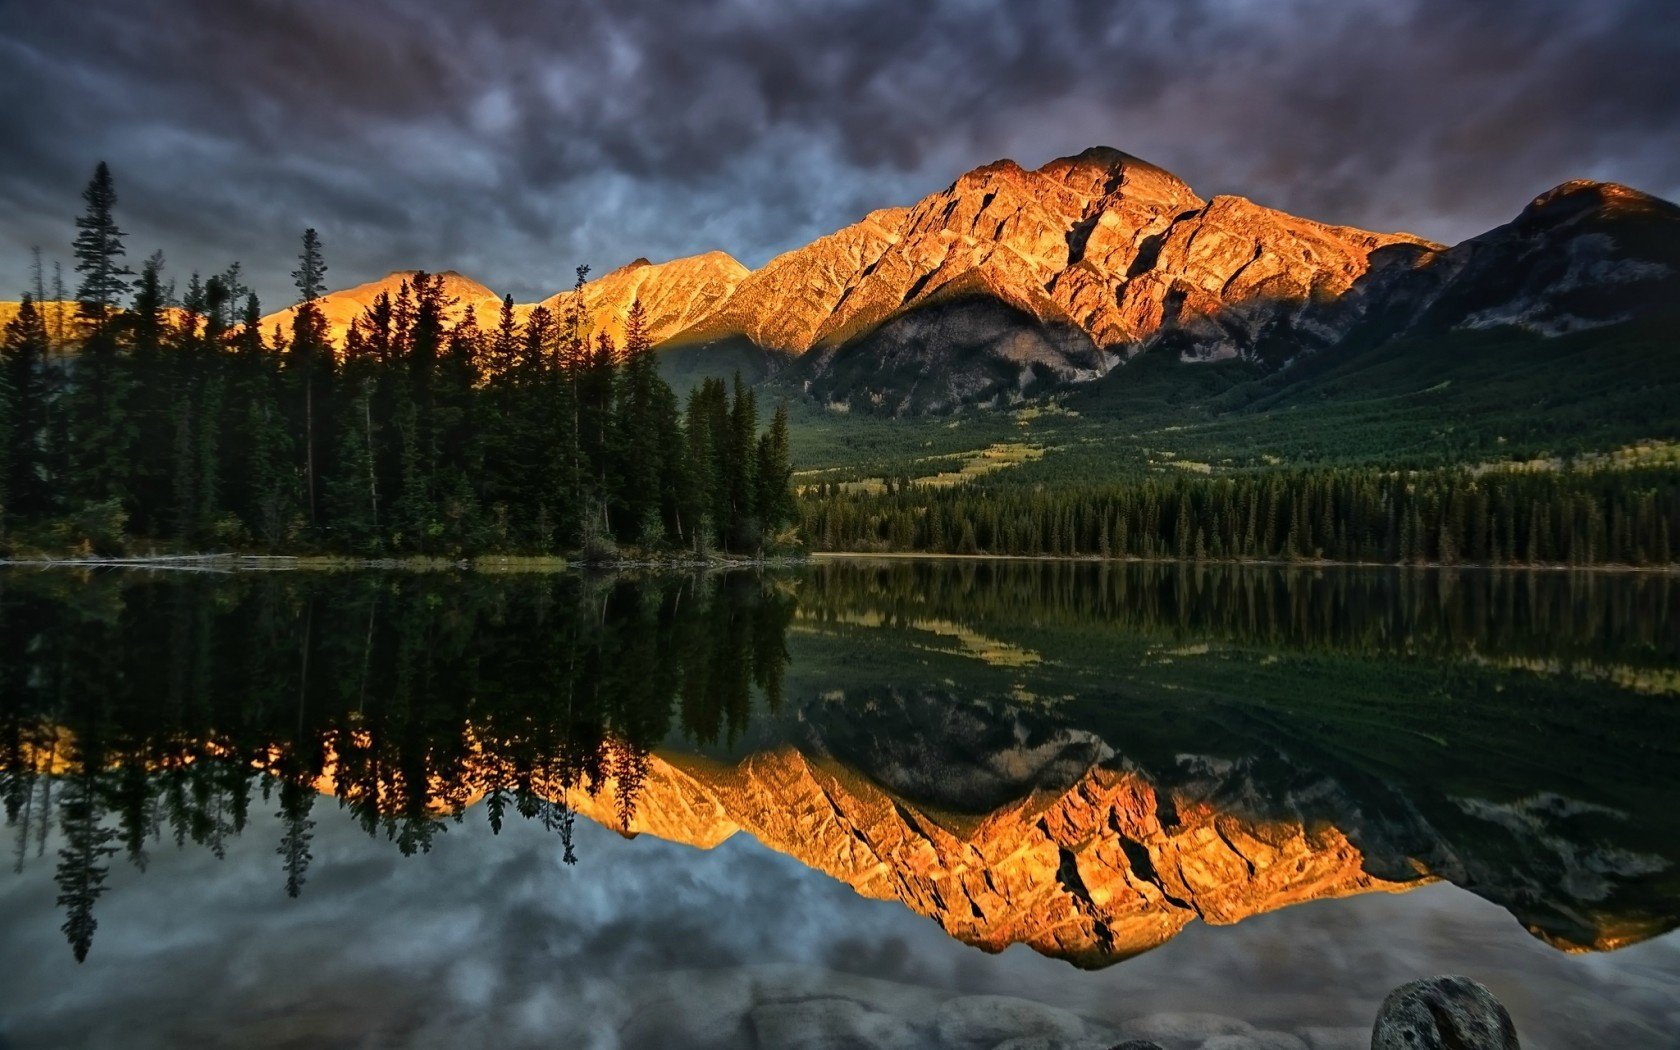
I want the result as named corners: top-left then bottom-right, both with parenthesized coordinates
top-left (71, 162), bottom-right (133, 331)
top-left (287, 230), bottom-right (334, 528)
top-left (612, 299), bottom-right (664, 543)
top-left (290, 228), bottom-right (328, 304)
top-left (66, 163), bottom-right (135, 511)
top-left (754, 401), bottom-right (794, 547)
top-left (1, 296), bottom-right (52, 518)
top-left (726, 373), bottom-right (759, 550)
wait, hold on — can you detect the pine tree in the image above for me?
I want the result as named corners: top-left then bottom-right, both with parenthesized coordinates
top-left (287, 230), bottom-right (334, 529)
top-left (726, 373), bottom-right (758, 551)
top-left (66, 164), bottom-right (135, 511)
top-left (487, 293), bottom-right (519, 380)
top-left (613, 299), bottom-right (664, 544)
top-left (754, 402), bottom-right (794, 548)
top-left (290, 228), bottom-right (328, 304)
top-left (1, 296), bottom-right (52, 518)
top-left (127, 253), bottom-right (175, 535)
top-left (71, 162), bottom-right (133, 331)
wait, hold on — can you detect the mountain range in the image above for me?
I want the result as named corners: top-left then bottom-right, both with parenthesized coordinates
top-left (260, 146), bottom-right (1680, 416)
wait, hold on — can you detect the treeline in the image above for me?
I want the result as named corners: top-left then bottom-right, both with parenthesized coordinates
top-left (0, 571), bottom-right (793, 960)
top-left (801, 466), bottom-right (1680, 566)
top-left (801, 559), bottom-right (1680, 667)
top-left (0, 162), bottom-right (794, 556)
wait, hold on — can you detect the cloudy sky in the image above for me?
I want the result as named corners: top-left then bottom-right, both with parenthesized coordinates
top-left (3, 799), bottom-right (1672, 1046)
top-left (2, 0), bottom-right (1676, 307)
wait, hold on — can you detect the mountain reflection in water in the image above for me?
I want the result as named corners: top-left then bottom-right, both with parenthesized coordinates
top-left (3, 561), bottom-right (1677, 970)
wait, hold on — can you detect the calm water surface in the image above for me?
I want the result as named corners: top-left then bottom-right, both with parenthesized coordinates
top-left (2, 561), bottom-right (1677, 1048)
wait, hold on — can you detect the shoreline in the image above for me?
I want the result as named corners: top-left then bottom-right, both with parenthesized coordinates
top-left (808, 550), bottom-right (1680, 574)
top-left (3, 549), bottom-right (1677, 575)
top-left (0, 552), bottom-right (805, 574)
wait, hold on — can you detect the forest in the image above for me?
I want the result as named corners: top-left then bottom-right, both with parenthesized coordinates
top-left (0, 164), bottom-right (795, 558)
top-left (801, 466), bottom-right (1680, 567)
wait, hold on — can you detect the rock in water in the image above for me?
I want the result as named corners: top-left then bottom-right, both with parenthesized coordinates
top-left (1372, 976), bottom-right (1519, 1050)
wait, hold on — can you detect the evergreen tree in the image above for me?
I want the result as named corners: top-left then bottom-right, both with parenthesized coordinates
top-left (612, 299), bottom-right (664, 543)
top-left (754, 401), bottom-right (794, 546)
top-left (71, 162), bottom-right (133, 330)
top-left (1, 296), bottom-right (52, 517)
top-left (287, 230), bottom-right (335, 529)
top-left (726, 373), bottom-right (759, 550)
top-left (290, 228), bottom-right (328, 304)
top-left (65, 164), bottom-right (135, 510)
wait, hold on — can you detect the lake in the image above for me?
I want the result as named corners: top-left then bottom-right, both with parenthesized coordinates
top-left (2, 560), bottom-right (1677, 1048)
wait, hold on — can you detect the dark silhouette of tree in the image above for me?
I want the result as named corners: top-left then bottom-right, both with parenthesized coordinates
top-left (71, 162), bottom-right (133, 329)
top-left (287, 231), bottom-right (335, 529)
top-left (290, 228), bottom-right (328, 304)
top-left (65, 163), bottom-right (135, 512)
top-left (1, 296), bottom-right (52, 516)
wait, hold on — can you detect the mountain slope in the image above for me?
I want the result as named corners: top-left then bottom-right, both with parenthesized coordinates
top-left (262, 269), bottom-right (502, 346)
top-left (673, 147), bottom-right (1438, 411)
top-left (535, 249), bottom-right (748, 346)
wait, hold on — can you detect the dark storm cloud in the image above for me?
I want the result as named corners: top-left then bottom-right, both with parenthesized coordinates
top-left (1, 0), bottom-right (1676, 307)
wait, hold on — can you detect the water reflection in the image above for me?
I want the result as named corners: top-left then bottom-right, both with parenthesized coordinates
top-left (2, 562), bottom-right (1677, 968)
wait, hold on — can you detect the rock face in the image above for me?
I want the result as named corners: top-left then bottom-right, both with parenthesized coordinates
top-left (674, 147), bottom-right (1438, 412)
top-left (535, 249), bottom-right (749, 347)
top-left (1371, 976), bottom-right (1520, 1050)
top-left (686, 148), bottom-right (1428, 358)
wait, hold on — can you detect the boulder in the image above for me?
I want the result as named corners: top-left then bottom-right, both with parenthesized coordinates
top-left (1371, 976), bottom-right (1519, 1050)
top-left (932, 994), bottom-right (1086, 1045)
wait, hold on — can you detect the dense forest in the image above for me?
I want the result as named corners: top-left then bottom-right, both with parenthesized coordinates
top-left (802, 466), bottom-right (1680, 567)
top-left (0, 164), bottom-right (795, 557)
top-left (0, 570), bottom-right (793, 960)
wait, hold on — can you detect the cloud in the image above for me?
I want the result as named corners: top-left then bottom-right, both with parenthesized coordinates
top-left (1, 799), bottom-right (1675, 1047)
top-left (0, 0), bottom-right (1675, 308)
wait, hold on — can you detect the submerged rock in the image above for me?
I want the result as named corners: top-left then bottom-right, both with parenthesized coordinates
top-left (1371, 976), bottom-right (1519, 1050)
top-left (932, 994), bottom-right (1087, 1044)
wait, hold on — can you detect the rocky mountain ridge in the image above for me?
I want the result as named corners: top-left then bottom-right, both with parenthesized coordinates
top-left (248, 147), bottom-right (1677, 413)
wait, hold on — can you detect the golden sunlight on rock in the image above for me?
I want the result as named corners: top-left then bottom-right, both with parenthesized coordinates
top-left (561, 746), bottom-right (1417, 968)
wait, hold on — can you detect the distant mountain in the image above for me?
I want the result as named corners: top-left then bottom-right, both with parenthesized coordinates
top-left (238, 147), bottom-right (1677, 414)
top-left (534, 249), bottom-right (747, 347)
top-left (262, 269), bottom-right (502, 346)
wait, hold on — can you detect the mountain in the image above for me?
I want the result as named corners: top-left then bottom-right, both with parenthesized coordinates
top-left (534, 249), bottom-right (748, 346)
top-left (670, 148), bottom-right (1449, 411)
top-left (1324, 178), bottom-right (1680, 344)
top-left (663, 150), bottom-right (1676, 416)
top-left (685, 148), bottom-right (1437, 356)
top-left (263, 269), bottom-right (502, 346)
top-left (236, 146), bottom-right (1676, 416)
